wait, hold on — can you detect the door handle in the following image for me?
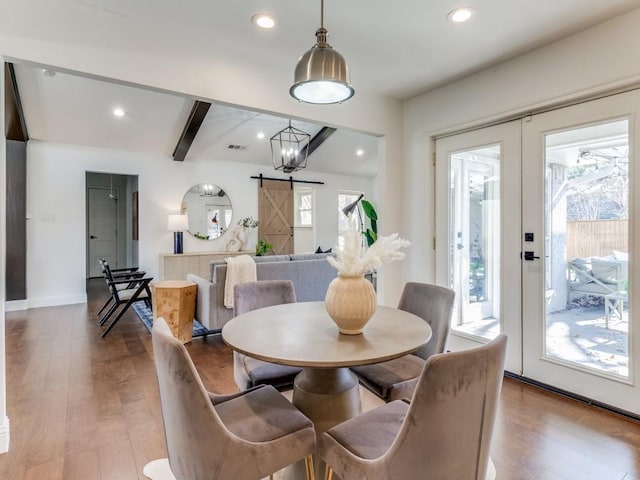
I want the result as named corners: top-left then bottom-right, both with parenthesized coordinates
top-left (90, 235), bottom-right (98, 239)
top-left (523, 251), bottom-right (540, 261)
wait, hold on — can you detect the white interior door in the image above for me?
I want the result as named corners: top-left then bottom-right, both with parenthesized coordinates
top-left (435, 120), bottom-right (522, 373)
top-left (88, 187), bottom-right (118, 277)
top-left (522, 90), bottom-right (639, 414)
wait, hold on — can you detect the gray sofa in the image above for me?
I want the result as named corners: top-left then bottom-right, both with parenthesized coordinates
top-left (187, 253), bottom-right (338, 331)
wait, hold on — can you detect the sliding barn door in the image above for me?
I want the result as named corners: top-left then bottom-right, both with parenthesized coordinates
top-left (258, 179), bottom-right (294, 255)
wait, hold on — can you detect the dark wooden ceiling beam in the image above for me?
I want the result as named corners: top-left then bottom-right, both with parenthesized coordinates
top-left (4, 62), bottom-right (29, 142)
top-left (172, 100), bottom-right (211, 162)
top-left (301, 126), bottom-right (336, 159)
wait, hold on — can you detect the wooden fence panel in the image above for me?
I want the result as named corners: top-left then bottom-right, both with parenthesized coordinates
top-left (566, 220), bottom-right (628, 259)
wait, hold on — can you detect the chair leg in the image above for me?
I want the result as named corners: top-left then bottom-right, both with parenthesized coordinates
top-left (99, 302), bottom-right (119, 326)
top-left (102, 294), bottom-right (144, 337)
top-left (305, 455), bottom-right (315, 480)
top-left (324, 464), bottom-right (333, 480)
top-left (101, 306), bottom-right (128, 337)
top-left (97, 296), bottom-right (113, 316)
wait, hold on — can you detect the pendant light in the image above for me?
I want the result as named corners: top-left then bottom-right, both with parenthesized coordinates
top-left (270, 120), bottom-right (311, 172)
top-left (290, 0), bottom-right (354, 104)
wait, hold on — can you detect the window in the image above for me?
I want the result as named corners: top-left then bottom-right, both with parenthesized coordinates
top-left (338, 192), bottom-right (363, 249)
top-left (296, 189), bottom-right (313, 227)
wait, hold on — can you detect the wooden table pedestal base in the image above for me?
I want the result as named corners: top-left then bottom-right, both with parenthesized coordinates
top-left (287, 367), bottom-right (361, 480)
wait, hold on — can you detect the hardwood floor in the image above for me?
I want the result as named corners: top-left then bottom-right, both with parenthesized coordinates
top-left (0, 278), bottom-right (639, 479)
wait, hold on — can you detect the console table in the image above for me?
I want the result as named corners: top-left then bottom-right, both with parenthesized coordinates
top-left (158, 250), bottom-right (252, 280)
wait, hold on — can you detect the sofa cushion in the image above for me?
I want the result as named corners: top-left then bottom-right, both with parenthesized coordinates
top-left (255, 258), bottom-right (337, 302)
top-left (591, 257), bottom-right (620, 284)
top-left (253, 254), bottom-right (290, 263)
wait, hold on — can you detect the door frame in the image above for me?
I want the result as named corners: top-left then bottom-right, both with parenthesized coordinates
top-left (85, 172), bottom-right (138, 278)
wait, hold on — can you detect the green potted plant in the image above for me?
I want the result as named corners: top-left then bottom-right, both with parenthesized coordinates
top-left (361, 199), bottom-right (378, 247)
top-left (255, 239), bottom-right (274, 256)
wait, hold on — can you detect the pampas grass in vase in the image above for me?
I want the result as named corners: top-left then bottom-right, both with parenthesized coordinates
top-left (325, 218), bottom-right (410, 334)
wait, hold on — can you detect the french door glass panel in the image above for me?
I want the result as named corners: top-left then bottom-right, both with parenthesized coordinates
top-left (522, 90), bottom-right (639, 414)
top-left (449, 149), bottom-right (500, 339)
top-left (544, 120), bottom-right (629, 378)
top-left (435, 121), bottom-right (522, 373)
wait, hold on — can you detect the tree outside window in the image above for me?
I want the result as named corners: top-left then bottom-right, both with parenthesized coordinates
top-left (295, 189), bottom-right (313, 227)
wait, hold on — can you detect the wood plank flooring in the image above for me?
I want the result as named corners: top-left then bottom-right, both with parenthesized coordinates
top-left (0, 279), bottom-right (639, 479)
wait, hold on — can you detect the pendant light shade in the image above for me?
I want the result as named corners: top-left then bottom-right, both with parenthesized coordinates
top-left (290, 0), bottom-right (354, 104)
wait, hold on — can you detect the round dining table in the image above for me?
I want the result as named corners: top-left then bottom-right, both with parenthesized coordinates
top-left (222, 301), bottom-right (431, 479)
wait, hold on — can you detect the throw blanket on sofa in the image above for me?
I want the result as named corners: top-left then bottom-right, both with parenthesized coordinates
top-left (224, 255), bottom-right (257, 308)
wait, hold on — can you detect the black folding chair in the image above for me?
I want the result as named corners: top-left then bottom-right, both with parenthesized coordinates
top-left (98, 260), bottom-right (153, 338)
top-left (97, 259), bottom-right (146, 318)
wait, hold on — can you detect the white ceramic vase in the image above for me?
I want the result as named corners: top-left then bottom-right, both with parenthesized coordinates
top-left (236, 227), bottom-right (248, 250)
top-left (324, 274), bottom-right (377, 335)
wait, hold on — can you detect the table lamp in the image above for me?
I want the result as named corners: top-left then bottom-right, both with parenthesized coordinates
top-left (168, 214), bottom-right (189, 254)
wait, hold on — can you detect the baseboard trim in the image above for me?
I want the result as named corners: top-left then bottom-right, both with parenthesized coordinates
top-left (5, 300), bottom-right (28, 312)
top-left (505, 371), bottom-right (640, 422)
top-left (0, 416), bottom-right (10, 453)
top-left (26, 294), bottom-right (87, 309)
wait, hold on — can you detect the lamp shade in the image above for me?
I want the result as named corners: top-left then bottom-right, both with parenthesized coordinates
top-left (342, 193), bottom-right (364, 217)
top-left (168, 214), bottom-right (189, 232)
top-left (290, 33), bottom-right (354, 104)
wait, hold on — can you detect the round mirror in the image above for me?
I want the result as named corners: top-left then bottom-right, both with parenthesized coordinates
top-left (180, 184), bottom-right (233, 240)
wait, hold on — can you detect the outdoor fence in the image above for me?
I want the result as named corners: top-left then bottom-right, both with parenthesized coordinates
top-left (567, 219), bottom-right (628, 259)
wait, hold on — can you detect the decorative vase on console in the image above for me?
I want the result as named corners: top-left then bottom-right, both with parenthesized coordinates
top-left (325, 217), bottom-right (410, 335)
top-left (235, 216), bottom-right (258, 251)
top-left (225, 227), bottom-right (242, 252)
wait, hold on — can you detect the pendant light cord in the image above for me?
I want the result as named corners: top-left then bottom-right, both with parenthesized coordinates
top-left (320, 0), bottom-right (324, 28)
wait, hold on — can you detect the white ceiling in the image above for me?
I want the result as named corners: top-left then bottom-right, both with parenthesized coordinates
top-left (7, 0), bottom-right (640, 177)
top-left (14, 64), bottom-right (382, 177)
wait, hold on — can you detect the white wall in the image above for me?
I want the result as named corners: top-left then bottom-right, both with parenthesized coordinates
top-left (25, 140), bottom-right (373, 308)
top-left (402, 8), bottom-right (640, 285)
top-left (0, 19), bottom-right (405, 304)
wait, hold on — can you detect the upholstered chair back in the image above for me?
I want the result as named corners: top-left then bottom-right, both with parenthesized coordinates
top-left (152, 317), bottom-right (229, 479)
top-left (392, 334), bottom-right (507, 479)
top-left (398, 282), bottom-right (454, 359)
top-left (233, 279), bottom-right (297, 315)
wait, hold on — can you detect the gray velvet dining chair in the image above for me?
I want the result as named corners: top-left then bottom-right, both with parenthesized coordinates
top-left (319, 333), bottom-right (507, 480)
top-left (350, 282), bottom-right (455, 401)
top-left (233, 280), bottom-right (303, 391)
top-left (151, 316), bottom-right (316, 480)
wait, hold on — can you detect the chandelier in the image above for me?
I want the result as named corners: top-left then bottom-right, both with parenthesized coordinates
top-left (270, 120), bottom-right (311, 173)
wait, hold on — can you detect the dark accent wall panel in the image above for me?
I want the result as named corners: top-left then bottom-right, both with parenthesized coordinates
top-left (6, 139), bottom-right (27, 300)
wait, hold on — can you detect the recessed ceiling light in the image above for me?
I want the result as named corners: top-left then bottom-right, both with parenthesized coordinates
top-left (257, 132), bottom-right (265, 140)
top-left (356, 149), bottom-right (364, 156)
top-left (447, 6), bottom-right (475, 23)
top-left (42, 69), bottom-right (56, 77)
top-left (113, 108), bottom-right (125, 117)
top-left (251, 13), bottom-right (275, 29)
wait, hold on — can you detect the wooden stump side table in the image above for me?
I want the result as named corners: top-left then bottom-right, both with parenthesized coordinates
top-left (152, 280), bottom-right (197, 344)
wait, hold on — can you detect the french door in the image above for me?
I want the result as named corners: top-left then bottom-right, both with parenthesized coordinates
top-left (521, 91), bottom-right (638, 414)
top-left (435, 121), bottom-right (522, 373)
top-left (436, 90), bottom-right (640, 414)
